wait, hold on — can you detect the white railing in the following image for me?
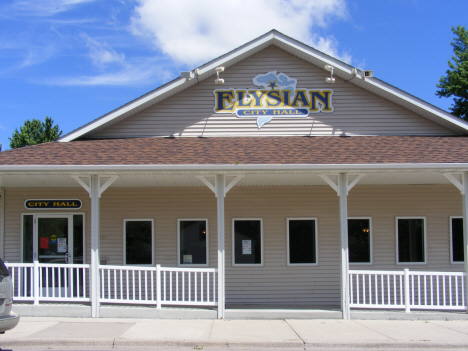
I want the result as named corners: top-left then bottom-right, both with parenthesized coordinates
top-left (350, 269), bottom-right (466, 312)
top-left (99, 264), bottom-right (217, 307)
top-left (8, 262), bottom-right (90, 303)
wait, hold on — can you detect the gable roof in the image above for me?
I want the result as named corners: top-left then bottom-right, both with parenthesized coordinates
top-left (59, 30), bottom-right (468, 142)
top-left (3, 136), bottom-right (468, 169)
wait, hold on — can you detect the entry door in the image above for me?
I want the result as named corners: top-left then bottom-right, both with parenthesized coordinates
top-left (37, 216), bottom-right (72, 264)
top-left (36, 215), bottom-right (73, 298)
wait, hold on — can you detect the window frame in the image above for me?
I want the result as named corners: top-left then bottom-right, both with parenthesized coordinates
top-left (348, 217), bottom-right (373, 266)
top-left (286, 217), bottom-right (318, 266)
top-left (123, 218), bottom-right (154, 266)
top-left (177, 218), bottom-right (209, 267)
top-left (450, 216), bottom-right (464, 265)
top-left (232, 218), bottom-right (264, 267)
top-left (21, 212), bottom-right (86, 264)
top-left (395, 216), bottom-right (427, 265)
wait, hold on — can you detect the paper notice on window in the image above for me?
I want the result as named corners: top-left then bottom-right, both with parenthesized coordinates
top-left (57, 238), bottom-right (67, 253)
top-left (183, 255), bottom-right (192, 264)
top-left (242, 240), bottom-right (252, 255)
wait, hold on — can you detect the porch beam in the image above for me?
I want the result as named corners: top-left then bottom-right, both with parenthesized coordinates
top-left (319, 174), bottom-right (339, 195)
top-left (98, 176), bottom-right (118, 198)
top-left (319, 174), bottom-right (365, 196)
top-left (71, 176), bottom-right (92, 197)
top-left (338, 173), bottom-right (350, 320)
top-left (197, 176), bottom-right (216, 195)
top-left (444, 172), bottom-right (464, 194)
top-left (463, 172), bottom-right (468, 313)
top-left (198, 175), bottom-right (244, 197)
top-left (216, 174), bottom-right (225, 319)
top-left (71, 175), bottom-right (119, 198)
top-left (224, 176), bottom-right (243, 196)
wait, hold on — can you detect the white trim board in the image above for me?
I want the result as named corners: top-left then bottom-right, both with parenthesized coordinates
top-left (286, 217), bottom-right (319, 266)
top-left (58, 30), bottom-right (468, 142)
top-left (395, 216), bottom-right (427, 265)
top-left (177, 218), bottom-right (209, 267)
top-left (123, 218), bottom-right (154, 266)
top-left (232, 218), bottom-right (264, 267)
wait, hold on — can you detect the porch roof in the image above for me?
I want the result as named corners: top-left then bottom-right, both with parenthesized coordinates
top-left (1, 136), bottom-right (468, 167)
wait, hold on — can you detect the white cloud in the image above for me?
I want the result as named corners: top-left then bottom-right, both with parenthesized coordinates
top-left (4, 0), bottom-right (98, 16)
top-left (20, 45), bottom-right (57, 68)
top-left (80, 33), bottom-right (125, 68)
top-left (40, 60), bottom-right (172, 86)
top-left (130, 0), bottom-right (350, 66)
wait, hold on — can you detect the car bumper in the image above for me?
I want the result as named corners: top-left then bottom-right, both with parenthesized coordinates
top-left (0, 312), bottom-right (20, 332)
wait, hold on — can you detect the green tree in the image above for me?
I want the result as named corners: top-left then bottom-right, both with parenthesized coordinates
top-left (436, 26), bottom-right (468, 119)
top-left (9, 116), bottom-right (62, 149)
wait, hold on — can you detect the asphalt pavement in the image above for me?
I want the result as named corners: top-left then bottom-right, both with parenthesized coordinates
top-left (2, 317), bottom-right (468, 350)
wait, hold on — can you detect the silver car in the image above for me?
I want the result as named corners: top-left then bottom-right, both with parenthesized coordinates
top-left (0, 259), bottom-right (19, 333)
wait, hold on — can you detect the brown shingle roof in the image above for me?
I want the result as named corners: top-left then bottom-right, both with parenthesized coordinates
top-left (0, 136), bottom-right (467, 166)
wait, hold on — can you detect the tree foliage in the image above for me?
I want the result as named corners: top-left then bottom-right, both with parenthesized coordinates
top-left (9, 116), bottom-right (63, 149)
top-left (436, 26), bottom-right (468, 119)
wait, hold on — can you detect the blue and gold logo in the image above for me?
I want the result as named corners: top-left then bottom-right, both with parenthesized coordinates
top-left (213, 71), bottom-right (333, 129)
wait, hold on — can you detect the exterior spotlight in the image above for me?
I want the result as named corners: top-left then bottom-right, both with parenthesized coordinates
top-left (215, 66), bottom-right (225, 85)
top-left (324, 65), bottom-right (335, 84)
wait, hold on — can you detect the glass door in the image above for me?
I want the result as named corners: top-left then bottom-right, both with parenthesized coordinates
top-left (37, 216), bottom-right (72, 264)
top-left (21, 213), bottom-right (85, 299)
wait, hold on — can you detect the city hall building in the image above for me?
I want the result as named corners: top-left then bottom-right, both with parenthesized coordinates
top-left (0, 30), bottom-right (467, 319)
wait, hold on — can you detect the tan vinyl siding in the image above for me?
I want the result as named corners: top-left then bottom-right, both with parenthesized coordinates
top-left (3, 188), bottom-right (91, 263)
top-left (3, 184), bottom-right (464, 305)
top-left (92, 46), bottom-right (453, 138)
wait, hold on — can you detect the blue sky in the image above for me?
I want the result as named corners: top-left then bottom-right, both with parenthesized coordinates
top-left (0, 0), bottom-right (467, 150)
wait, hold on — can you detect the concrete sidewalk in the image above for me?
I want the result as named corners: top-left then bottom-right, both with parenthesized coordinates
top-left (2, 317), bottom-right (468, 350)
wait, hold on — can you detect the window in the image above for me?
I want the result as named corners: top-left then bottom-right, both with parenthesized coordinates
top-left (124, 219), bottom-right (153, 265)
top-left (451, 217), bottom-right (464, 263)
top-left (287, 218), bottom-right (317, 265)
top-left (178, 219), bottom-right (208, 265)
top-left (396, 217), bottom-right (426, 264)
top-left (348, 218), bottom-right (372, 264)
top-left (22, 215), bottom-right (33, 263)
top-left (233, 219), bottom-right (262, 265)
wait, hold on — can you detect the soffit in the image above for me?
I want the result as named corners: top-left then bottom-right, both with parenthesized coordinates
top-left (0, 171), bottom-right (457, 189)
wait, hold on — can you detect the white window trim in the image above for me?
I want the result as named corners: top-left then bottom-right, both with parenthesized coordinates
top-left (123, 218), bottom-right (154, 266)
top-left (450, 216), bottom-right (464, 265)
top-left (348, 217), bottom-right (373, 266)
top-left (232, 218), bottom-right (264, 267)
top-left (21, 212), bottom-right (86, 264)
top-left (286, 217), bottom-right (318, 266)
top-left (395, 216), bottom-right (427, 265)
top-left (177, 218), bottom-right (209, 267)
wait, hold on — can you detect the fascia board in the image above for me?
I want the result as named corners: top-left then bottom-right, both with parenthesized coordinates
top-left (59, 77), bottom-right (189, 142)
top-left (274, 34), bottom-right (353, 74)
top-left (1, 163), bottom-right (468, 173)
top-left (59, 29), bottom-right (468, 142)
top-left (361, 77), bottom-right (468, 133)
top-left (274, 33), bottom-right (468, 134)
top-left (59, 33), bottom-right (276, 143)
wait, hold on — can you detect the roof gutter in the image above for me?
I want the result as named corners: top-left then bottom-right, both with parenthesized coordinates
top-left (1, 163), bottom-right (468, 174)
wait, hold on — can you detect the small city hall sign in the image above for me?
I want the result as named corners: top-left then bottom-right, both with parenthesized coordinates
top-left (213, 71), bottom-right (334, 129)
top-left (25, 199), bottom-right (82, 210)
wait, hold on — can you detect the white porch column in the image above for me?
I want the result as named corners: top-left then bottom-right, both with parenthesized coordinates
top-left (463, 172), bottom-right (468, 313)
top-left (197, 174), bottom-right (242, 319)
top-left (216, 174), bottom-right (225, 319)
top-left (90, 174), bottom-right (100, 318)
top-left (338, 173), bottom-right (350, 320)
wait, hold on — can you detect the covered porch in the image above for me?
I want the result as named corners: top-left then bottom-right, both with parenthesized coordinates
top-left (1, 164), bottom-right (468, 319)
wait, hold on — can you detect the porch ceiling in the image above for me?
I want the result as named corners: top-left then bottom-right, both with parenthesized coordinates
top-left (0, 171), bottom-right (456, 189)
